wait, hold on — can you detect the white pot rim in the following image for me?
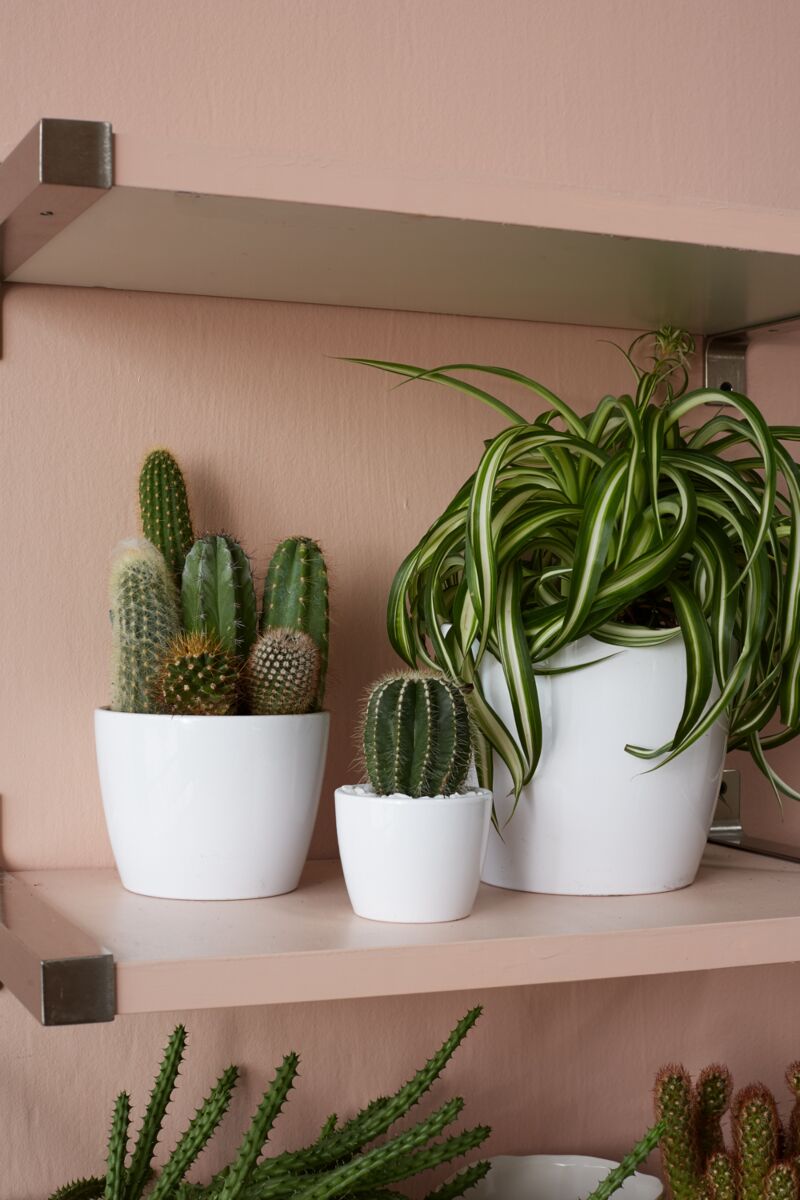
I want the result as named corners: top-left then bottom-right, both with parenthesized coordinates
top-left (96, 707), bottom-right (329, 723)
top-left (336, 784), bottom-right (491, 807)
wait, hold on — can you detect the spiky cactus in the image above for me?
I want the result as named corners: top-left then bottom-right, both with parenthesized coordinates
top-left (655, 1064), bottom-right (800, 1200)
top-left (138, 448), bottom-right (194, 587)
top-left (182, 534), bottom-right (257, 659)
top-left (153, 633), bottom-right (239, 716)
top-left (110, 539), bottom-right (181, 713)
top-left (261, 537), bottom-right (329, 710)
top-left (51, 1009), bottom-right (491, 1200)
top-left (245, 629), bottom-right (320, 716)
top-left (362, 672), bottom-right (472, 797)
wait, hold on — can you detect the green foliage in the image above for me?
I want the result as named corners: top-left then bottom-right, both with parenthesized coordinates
top-left (182, 535), bottom-right (258, 659)
top-left (110, 540), bottom-right (181, 713)
top-left (153, 632), bottom-right (240, 716)
top-left (261, 537), bottom-right (330, 710)
top-left (361, 672), bottom-right (472, 797)
top-left (245, 629), bottom-right (320, 716)
top-left (51, 1010), bottom-right (489, 1200)
top-left (348, 326), bottom-right (800, 803)
top-left (139, 449), bottom-right (194, 587)
top-left (655, 1063), bottom-right (800, 1200)
top-left (584, 1122), bottom-right (665, 1200)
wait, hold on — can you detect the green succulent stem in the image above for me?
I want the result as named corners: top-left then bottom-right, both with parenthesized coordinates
top-left (104, 1092), bottom-right (130, 1200)
top-left (139, 448), bottom-right (194, 586)
top-left (49, 1178), bottom-right (106, 1200)
top-left (149, 1066), bottom-right (239, 1200)
top-left (218, 1053), bottom-right (299, 1200)
top-left (125, 1025), bottom-right (187, 1200)
top-left (182, 535), bottom-right (257, 659)
top-left (586, 1122), bottom-right (665, 1200)
top-left (422, 1161), bottom-right (493, 1200)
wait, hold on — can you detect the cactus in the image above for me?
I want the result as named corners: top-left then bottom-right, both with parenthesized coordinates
top-left (153, 633), bottom-right (239, 716)
top-left (110, 539), bottom-right (181, 714)
top-left (656, 1064), bottom-right (800, 1200)
top-left (104, 1092), bottom-right (130, 1200)
top-left (261, 537), bottom-right (329, 710)
top-left (245, 629), bottom-right (320, 716)
top-left (361, 672), bottom-right (472, 797)
top-left (182, 534), bottom-right (257, 659)
top-left (138, 448), bottom-right (194, 587)
top-left (51, 1010), bottom-right (491, 1200)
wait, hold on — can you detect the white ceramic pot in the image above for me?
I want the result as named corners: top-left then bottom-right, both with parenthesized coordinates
top-left (95, 709), bottom-right (329, 900)
top-left (335, 786), bottom-right (492, 923)
top-left (469, 1155), bottom-right (662, 1200)
top-left (481, 634), bottom-right (728, 895)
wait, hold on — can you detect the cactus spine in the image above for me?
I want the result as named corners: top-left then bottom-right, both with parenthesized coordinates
top-left (153, 633), bottom-right (239, 716)
top-left (261, 537), bottom-right (329, 710)
top-left (245, 629), bottom-right (320, 715)
top-left (655, 1064), bottom-right (800, 1200)
top-left (110, 540), bottom-right (181, 713)
top-left (362, 672), bottom-right (472, 798)
top-left (182, 535), bottom-right (257, 659)
top-left (138, 449), bottom-right (194, 587)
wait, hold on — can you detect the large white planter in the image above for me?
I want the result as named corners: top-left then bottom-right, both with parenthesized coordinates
top-left (335, 786), bottom-right (492, 923)
top-left (481, 634), bottom-right (727, 895)
top-left (95, 709), bottom-right (329, 900)
top-left (469, 1156), bottom-right (662, 1200)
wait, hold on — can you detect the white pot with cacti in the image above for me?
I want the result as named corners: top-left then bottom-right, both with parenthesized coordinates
top-left (94, 449), bottom-right (331, 901)
top-left (335, 672), bottom-right (492, 923)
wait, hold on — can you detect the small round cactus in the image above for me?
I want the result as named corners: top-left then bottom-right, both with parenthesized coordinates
top-left (245, 628), bottom-right (321, 715)
top-left (361, 671), bottom-right (472, 798)
top-left (153, 632), bottom-right (239, 716)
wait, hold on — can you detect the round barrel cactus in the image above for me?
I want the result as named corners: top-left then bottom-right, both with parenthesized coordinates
top-left (245, 628), bottom-right (320, 715)
top-left (153, 632), bottom-right (239, 716)
top-left (362, 672), bottom-right (472, 797)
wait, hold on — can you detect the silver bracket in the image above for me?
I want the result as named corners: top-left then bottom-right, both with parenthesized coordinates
top-left (0, 871), bottom-right (115, 1024)
top-left (704, 333), bottom-right (748, 393)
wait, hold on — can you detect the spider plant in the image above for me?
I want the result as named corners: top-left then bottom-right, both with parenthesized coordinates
top-left (347, 327), bottom-right (800, 806)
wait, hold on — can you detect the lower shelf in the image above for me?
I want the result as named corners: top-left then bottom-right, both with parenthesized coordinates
top-left (3, 846), bottom-right (800, 1025)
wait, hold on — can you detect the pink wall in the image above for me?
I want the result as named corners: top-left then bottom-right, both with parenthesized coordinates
top-left (4, 3), bottom-right (800, 1197)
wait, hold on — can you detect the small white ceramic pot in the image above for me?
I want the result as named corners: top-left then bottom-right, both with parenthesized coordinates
top-left (480, 634), bottom-right (728, 895)
top-left (95, 709), bottom-right (329, 900)
top-left (335, 785), bottom-right (492, 923)
top-left (468, 1155), bottom-right (662, 1200)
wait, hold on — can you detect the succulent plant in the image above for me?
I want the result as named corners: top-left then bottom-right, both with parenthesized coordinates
top-left (139, 448), bottom-right (195, 588)
top-left (245, 628), bottom-right (320, 715)
top-left (110, 539), bottom-right (181, 713)
top-left (50, 1009), bottom-right (489, 1200)
top-left (182, 534), bottom-right (258, 659)
top-left (655, 1062), bottom-right (800, 1200)
top-left (362, 671), bottom-right (472, 797)
top-left (261, 537), bottom-right (329, 710)
top-left (153, 632), bottom-right (240, 716)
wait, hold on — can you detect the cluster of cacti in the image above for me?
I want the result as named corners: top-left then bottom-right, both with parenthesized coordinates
top-left (51, 1008), bottom-right (663, 1200)
top-left (361, 671), bottom-right (473, 797)
top-left (108, 447), bottom-right (329, 716)
top-left (655, 1062), bottom-right (800, 1200)
top-left (50, 1009), bottom-right (490, 1200)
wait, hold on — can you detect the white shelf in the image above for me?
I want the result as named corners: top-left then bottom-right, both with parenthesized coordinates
top-left (4, 846), bottom-right (800, 1024)
top-left (5, 119), bottom-right (800, 332)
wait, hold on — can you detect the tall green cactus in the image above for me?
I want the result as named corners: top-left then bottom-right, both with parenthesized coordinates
top-left (362, 672), bottom-right (472, 797)
top-left (245, 629), bottom-right (320, 716)
top-left (261, 537), bottom-right (329, 710)
top-left (138, 449), bottom-right (194, 587)
top-left (110, 540), bottom-right (181, 713)
top-left (656, 1064), bottom-right (800, 1200)
top-left (182, 535), bottom-right (257, 659)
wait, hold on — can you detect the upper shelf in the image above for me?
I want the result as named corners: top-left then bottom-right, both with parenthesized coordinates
top-left (4, 845), bottom-right (800, 1025)
top-left (5, 119), bottom-right (800, 333)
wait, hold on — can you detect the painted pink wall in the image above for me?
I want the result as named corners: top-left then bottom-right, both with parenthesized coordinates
top-left (4, 3), bottom-right (800, 1197)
